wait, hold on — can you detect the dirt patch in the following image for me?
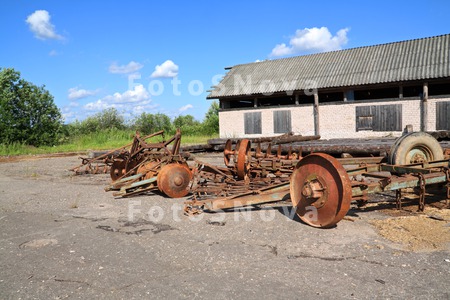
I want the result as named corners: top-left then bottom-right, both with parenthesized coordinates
top-left (371, 208), bottom-right (450, 251)
top-left (0, 152), bottom-right (84, 163)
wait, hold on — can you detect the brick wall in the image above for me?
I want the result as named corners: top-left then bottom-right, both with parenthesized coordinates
top-left (218, 97), bottom-right (450, 139)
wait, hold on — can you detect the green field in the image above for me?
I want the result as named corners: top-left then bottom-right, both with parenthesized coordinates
top-left (0, 130), bottom-right (218, 156)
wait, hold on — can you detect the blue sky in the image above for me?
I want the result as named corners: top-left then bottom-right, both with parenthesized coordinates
top-left (1, 0), bottom-right (449, 123)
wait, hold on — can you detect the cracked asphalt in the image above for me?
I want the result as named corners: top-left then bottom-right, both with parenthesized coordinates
top-left (0, 153), bottom-right (449, 299)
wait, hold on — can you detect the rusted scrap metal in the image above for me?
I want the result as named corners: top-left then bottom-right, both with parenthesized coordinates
top-left (70, 156), bottom-right (111, 175)
top-left (185, 132), bottom-right (450, 228)
top-left (185, 137), bottom-right (382, 215)
top-left (109, 129), bottom-right (186, 181)
top-left (70, 128), bottom-right (193, 198)
top-left (105, 129), bottom-right (193, 198)
top-left (69, 130), bottom-right (168, 176)
top-left (107, 161), bottom-right (192, 198)
top-left (222, 138), bottom-right (384, 180)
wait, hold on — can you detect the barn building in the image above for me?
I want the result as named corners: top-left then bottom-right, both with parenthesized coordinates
top-left (207, 34), bottom-right (450, 139)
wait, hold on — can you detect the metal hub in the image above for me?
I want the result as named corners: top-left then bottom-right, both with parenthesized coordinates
top-left (407, 148), bottom-right (430, 164)
top-left (290, 153), bottom-right (352, 228)
top-left (173, 175), bottom-right (183, 186)
top-left (301, 175), bottom-right (326, 208)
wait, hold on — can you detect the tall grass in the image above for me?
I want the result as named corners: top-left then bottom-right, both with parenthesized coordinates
top-left (0, 130), bottom-right (219, 156)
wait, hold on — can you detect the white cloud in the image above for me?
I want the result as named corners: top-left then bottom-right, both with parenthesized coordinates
top-left (49, 50), bottom-right (59, 56)
top-left (84, 85), bottom-right (153, 113)
top-left (109, 61), bottom-right (143, 74)
top-left (150, 60), bottom-right (179, 78)
top-left (68, 87), bottom-right (98, 100)
top-left (270, 27), bottom-right (349, 57)
top-left (179, 104), bottom-right (193, 112)
top-left (26, 10), bottom-right (63, 40)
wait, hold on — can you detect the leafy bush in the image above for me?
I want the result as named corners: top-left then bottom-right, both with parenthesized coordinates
top-left (80, 108), bottom-right (125, 133)
top-left (132, 112), bottom-right (173, 135)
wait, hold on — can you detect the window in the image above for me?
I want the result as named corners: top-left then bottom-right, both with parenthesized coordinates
top-left (356, 104), bottom-right (402, 131)
top-left (436, 101), bottom-right (450, 130)
top-left (244, 112), bottom-right (262, 134)
top-left (273, 110), bottom-right (292, 133)
top-left (429, 83), bottom-right (450, 97)
top-left (354, 87), bottom-right (398, 100)
top-left (259, 96), bottom-right (295, 107)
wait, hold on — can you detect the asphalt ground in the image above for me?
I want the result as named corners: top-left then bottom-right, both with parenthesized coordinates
top-left (0, 153), bottom-right (449, 299)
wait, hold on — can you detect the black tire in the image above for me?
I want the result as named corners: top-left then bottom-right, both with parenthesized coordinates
top-left (388, 132), bottom-right (443, 165)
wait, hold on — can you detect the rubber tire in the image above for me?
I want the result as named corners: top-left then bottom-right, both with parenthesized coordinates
top-left (388, 132), bottom-right (443, 165)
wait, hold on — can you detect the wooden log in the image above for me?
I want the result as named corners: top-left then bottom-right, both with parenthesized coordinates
top-left (181, 144), bottom-right (212, 153)
top-left (208, 134), bottom-right (320, 146)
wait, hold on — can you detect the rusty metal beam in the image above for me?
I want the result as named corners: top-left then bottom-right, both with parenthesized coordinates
top-left (186, 182), bottom-right (290, 212)
top-left (351, 172), bottom-right (448, 198)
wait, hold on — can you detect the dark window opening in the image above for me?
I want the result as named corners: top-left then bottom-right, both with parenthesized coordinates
top-left (227, 100), bottom-right (254, 109)
top-left (318, 92), bottom-right (343, 103)
top-left (244, 112), bottom-right (262, 134)
top-left (354, 87), bottom-right (399, 100)
top-left (273, 110), bottom-right (292, 133)
top-left (355, 104), bottom-right (402, 131)
top-left (258, 96), bottom-right (295, 107)
top-left (429, 83), bottom-right (450, 96)
top-left (297, 94), bottom-right (314, 104)
top-left (403, 85), bottom-right (422, 97)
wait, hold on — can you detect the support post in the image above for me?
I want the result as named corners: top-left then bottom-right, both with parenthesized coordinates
top-left (314, 92), bottom-right (320, 136)
top-left (253, 98), bottom-right (258, 108)
top-left (421, 82), bottom-right (428, 132)
top-left (295, 94), bottom-right (299, 105)
top-left (399, 84), bottom-right (403, 99)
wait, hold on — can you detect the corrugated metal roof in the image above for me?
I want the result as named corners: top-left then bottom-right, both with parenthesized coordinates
top-left (208, 34), bottom-right (450, 99)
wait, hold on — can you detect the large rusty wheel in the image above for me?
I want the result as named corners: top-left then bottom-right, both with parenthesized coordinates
top-left (157, 164), bottom-right (192, 198)
top-left (223, 139), bottom-right (234, 167)
top-left (236, 139), bottom-right (251, 180)
top-left (110, 159), bottom-right (127, 181)
top-left (290, 153), bottom-right (352, 228)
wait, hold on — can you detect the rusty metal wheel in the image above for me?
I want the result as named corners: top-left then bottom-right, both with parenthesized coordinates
top-left (157, 164), bottom-right (192, 198)
top-left (236, 139), bottom-right (251, 180)
top-left (290, 153), bottom-right (352, 228)
top-left (137, 161), bottom-right (160, 180)
top-left (110, 159), bottom-right (127, 181)
top-left (223, 139), bottom-right (234, 167)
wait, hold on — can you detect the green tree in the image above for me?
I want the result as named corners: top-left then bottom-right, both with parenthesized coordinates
top-left (0, 68), bottom-right (62, 146)
top-left (201, 101), bottom-right (219, 135)
top-left (132, 112), bottom-right (172, 135)
top-left (77, 108), bottom-right (125, 133)
top-left (173, 114), bottom-right (201, 135)
top-left (174, 114), bottom-right (199, 128)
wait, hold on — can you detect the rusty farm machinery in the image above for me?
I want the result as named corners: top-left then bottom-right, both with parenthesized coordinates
top-left (71, 129), bottom-right (193, 198)
top-left (185, 132), bottom-right (450, 228)
top-left (71, 130), bottom-right (450, 228)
